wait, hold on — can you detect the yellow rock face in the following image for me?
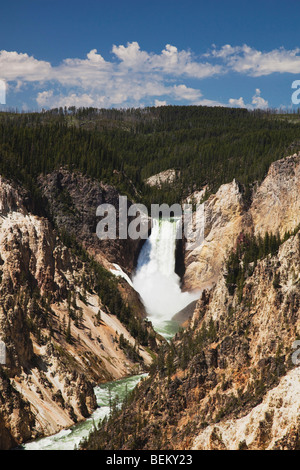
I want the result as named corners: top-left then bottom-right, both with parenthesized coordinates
top-left (183, 153), bottom-right (300, 291)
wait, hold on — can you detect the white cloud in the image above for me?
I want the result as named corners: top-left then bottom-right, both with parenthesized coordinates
top-left (194, 98), bottom-right (226, 107)
top-left (228, 96), bottom-right (246, 108)
top-left (0, 50), bottom-right (51, 82)
top-left (86, 49), bottom-right (107, 64)
top-left (251, 88), bottom-right (268, 108)
top-left (210, 44), bottom-right (238, 59)
top-left (172, 84), bottom-right (202, 101)
top-left (209, 44), bottom-right (300, 76)
top-left (112, 42), bottom-right (150, 69)
top-left (0, 42), bottom-right (292, 109)
top-left (151, 44), bottom-right (223, 78)
top-left (36, 90), bottom-right (54, 106)
top-left (111, 42), bottom-right (222, 78)
top-left (154, 99), bottom-right (167, 107)
top-left (37, 90), bottom-right (99, 108)
top-left (228, 88), bottom-right (269, 109)
top-left (0, 43), bottom-right (217, 108)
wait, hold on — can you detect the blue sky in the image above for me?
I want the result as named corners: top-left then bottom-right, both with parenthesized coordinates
top-left (1, 0), bottom-right (300, 110)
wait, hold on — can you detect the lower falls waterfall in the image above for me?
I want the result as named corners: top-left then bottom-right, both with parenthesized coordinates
top-left (133, 218), bottom-right (200, 339)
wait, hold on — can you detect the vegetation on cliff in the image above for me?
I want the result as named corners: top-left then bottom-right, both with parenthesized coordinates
top-left (225, 224), bottom-right (300, 299)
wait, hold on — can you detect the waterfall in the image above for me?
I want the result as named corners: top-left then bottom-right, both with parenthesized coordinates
top-left (132, 218), bottom-right (199, 336)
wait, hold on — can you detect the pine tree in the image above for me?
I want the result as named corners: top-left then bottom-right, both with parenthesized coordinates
top-left (66, 316), bottom-right (72, 343)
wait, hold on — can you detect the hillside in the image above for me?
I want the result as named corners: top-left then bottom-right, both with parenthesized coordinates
top-left (1, 106), bottom-right (300, 209)
top-left (80, 151), bottom-right (300, 451)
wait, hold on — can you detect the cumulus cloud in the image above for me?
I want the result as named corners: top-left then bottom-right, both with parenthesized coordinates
top-left (251, 88), bottom-right (268, 108)
top-left (154, 99), bottom-right (167, 107)
top-left (229, 88), bottom-right (269, 109)
top-left (112, 42), bottom-right (150, 69)
top-left (228, 96), bottom-right (246, 108)
top-left (209, 44), bottom-right (300, 76)
top-left (37, 90), bottom-right (98, 108)
top-left (152, 44), bottom-right (223, 78)
top-left (1, 43), bottom-right (220, 108)
top-left (111, 42), bottom-right (222, 78)
top-left (0, 50), bottom-right (51, 83)
top-left (194, 98), bottom-right (226, 107)
top-left (0, 42), bottom-right (292, 109)
top-left (172, 84), bottom-right (202, 101)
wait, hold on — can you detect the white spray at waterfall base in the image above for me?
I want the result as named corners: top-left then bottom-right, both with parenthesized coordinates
top-left (133, 218), bottom-right (200, 335)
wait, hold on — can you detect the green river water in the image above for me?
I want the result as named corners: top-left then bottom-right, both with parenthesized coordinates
top-left (21, 373), bottom-right (147, 450)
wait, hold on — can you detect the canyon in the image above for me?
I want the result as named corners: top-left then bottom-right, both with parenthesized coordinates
top-left (80, 152), bottom-right (300, 450)
top-left (1, 150), bottom-right (300, 450)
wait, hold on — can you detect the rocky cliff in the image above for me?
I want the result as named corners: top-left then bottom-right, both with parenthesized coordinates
top-left (145, 169), bottom-right (180, 188)
top-left (38, 169), bottom-right (149, 321)
top-left (0, 175), bottom-right (158, 449)
top-left (82, 226), bottom-right (300, 451)
top-left (38, 169), bottom-right (148, 273)
top-left (183, 153), bottom-right (300, 292)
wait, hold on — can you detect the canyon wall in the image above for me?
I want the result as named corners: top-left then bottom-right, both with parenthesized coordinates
top-left (0, 175), bottom-right (157, 449)
top-left (82, 152), bottom-right (300, 451)
top-left (85, 214), bottom-right (300, 451)
top-left (183, 153), bottom-right (300, 292)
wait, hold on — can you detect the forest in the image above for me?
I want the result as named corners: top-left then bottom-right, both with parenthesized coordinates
top-left (1, 105), bottom-right (300, 211)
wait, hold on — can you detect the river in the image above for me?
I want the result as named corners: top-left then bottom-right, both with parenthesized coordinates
top-left (21, 374), bottom-right (147, 450)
